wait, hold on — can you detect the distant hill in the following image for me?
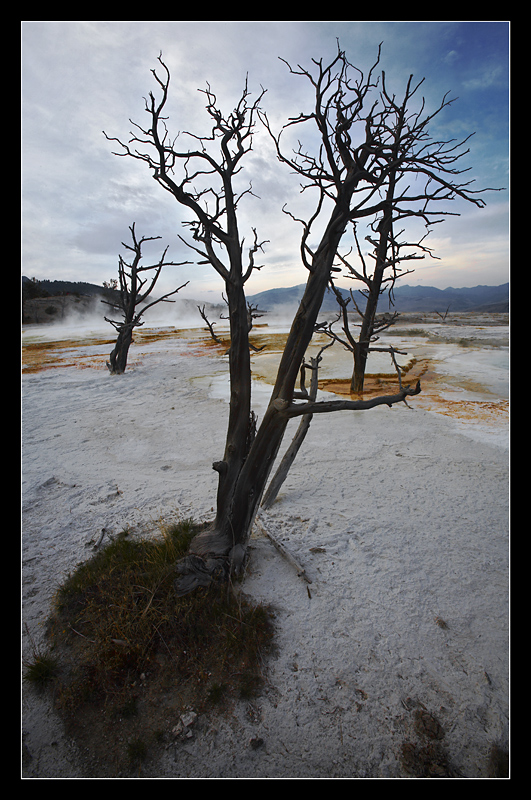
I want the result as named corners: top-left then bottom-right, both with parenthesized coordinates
top-left (22, 276), bottom-right (509, 326)
top-left (21, 276), bottom-right (225, 326)
top-left (22, 276), bottom-right (110, 298)
top-left (247, 282), bottom-right (509, 314)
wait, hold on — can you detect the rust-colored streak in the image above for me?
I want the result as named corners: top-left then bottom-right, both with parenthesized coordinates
top-left (22, 325), bottom-right (508, 426)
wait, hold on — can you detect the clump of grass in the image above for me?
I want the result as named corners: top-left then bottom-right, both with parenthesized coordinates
top-left (23, 651), bottom-right (59, 689)
top-left (45, 518), bottom-right (275, 726)
top-left (23, 623), bottom-right (59, 690)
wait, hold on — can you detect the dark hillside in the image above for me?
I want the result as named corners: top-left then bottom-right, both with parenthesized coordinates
top-left (247, 282), bottom-right (509, 314)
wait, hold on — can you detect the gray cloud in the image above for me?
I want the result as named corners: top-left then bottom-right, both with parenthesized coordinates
top-left (22, 21), bottom-right (509, 298)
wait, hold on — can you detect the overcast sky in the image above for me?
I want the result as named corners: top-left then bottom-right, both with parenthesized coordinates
top-left (22, 20), bottom-right (509, 302)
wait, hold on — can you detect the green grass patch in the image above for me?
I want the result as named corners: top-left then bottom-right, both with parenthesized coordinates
top-left (26, 518), bottom-right (275, 776)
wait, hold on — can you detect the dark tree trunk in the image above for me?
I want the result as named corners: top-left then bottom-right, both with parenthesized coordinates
top-left (107, 323), bottom-right (134, 375)
top-left (103, 223), bottom-right (189, 375)
top-left (213, 279), bottom-right (253, 531)
top-left (351, 341), bottom-right (370, 394)
top-left (175, 209), bottom-right (351, 593)
top-left (351, 193), bottom-right (394, 393)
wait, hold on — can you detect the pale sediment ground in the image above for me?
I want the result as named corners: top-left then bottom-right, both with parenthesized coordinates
top-left (21, 314), bottom-right (509, 778)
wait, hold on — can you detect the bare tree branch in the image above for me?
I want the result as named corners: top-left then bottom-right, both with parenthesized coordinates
top-left (282, 379), bottom-right (421, 417)
top-left (198, 304), bottom-right (223, 344)
top-left (262, 341), bottom-right (333, 509)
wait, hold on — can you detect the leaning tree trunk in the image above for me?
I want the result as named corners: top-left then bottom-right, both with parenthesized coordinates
top-left (261, 347), bottom-right (329, 509)
top-left (107, 323), bottom-right (135, 375)
top-left (174, 208), bottom-right (350, 595)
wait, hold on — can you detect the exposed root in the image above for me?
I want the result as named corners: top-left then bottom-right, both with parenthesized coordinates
top-left (173, 523), bottom-right (249, 597)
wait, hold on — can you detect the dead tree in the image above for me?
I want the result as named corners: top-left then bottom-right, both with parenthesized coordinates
top-left (104, 45), bottom-right (494, 594)
top-left (315, 65), bottom-right (497, 393)
top-left (319, 279), bottom-right (409, 393)
top-left (197, 304), bottom-right (223, 344)
top-left (434, 305), bottom-right (451, 321)
top-left (219, 296), bottom-right (267, 351)
top-left (102, 223), bottom-right (189, 374)
top-left (246, 301), bottom-right (268, 351)
top-left (246, 301), bottom-right (267, 330)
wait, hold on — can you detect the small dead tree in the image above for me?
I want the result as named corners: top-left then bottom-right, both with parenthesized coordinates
top-left (245, 301), bottom-right (268, 351)
top-left (327, 217), bottom-right (432, 395)
top-left (246, 301), bottom-right (267, 330)
top-left (319, 279), bottom-right (410, 394)
top-left (103, 223), bottom-right (190, 374)
top-left (198, 298), bottom-right (266, 349)
top-left (104, 44), bottom-right (496, 594)
top-left (197, 304), bottom-right (223, 345)
top-left (434, 305), bottom-right (451, 321)
top-left (219, 296), bottom-right (268, 351)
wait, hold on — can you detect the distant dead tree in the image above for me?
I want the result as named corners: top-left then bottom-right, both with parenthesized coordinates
top-left (434, 305), bottom-right (451, 321)
top-left (246, 301), bottom-right (267, 330)
top-left (104, 44), bottom-right (498, 594)
top-left (319, 279), bottom-right (412, 393)
top-left (197, 303), bottom-right (223, 344)
top-left (220, 296), bottom-right (268, 350)
top-left (198, 297), bottom-right (266, 349)
top-left (102, 223), bottom-right (190, 374)
top-left (318, 280), bottom-right (403, 393)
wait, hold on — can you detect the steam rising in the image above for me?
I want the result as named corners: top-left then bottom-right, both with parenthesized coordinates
top-left (22, 293), bottom-right (229, 341)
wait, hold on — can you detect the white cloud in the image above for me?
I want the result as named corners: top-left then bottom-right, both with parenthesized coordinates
top-left (443, 49), bottom-right (460, 65)
top-left (463, 65), bottom-right (505, 91)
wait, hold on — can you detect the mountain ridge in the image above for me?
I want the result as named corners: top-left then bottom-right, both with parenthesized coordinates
top-left (22, 276), bottom-right (509, 315)
top-left (247, 282), bottom-right (509, 314)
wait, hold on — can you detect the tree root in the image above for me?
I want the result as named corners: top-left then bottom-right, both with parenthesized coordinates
top-left (173, 526), bottom-right (249, 597)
